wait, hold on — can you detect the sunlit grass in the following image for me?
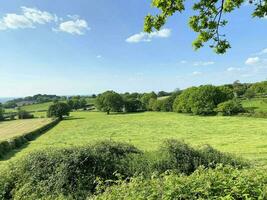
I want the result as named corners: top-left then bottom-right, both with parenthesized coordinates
top-left (2, 112), bottom-right (267, 166)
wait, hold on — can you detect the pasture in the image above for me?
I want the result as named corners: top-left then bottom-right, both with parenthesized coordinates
top-left (3, 112), bottom-right (267, 166)
top-left (0, 118), bottom-right (52, 141)
top-left (242, 98), bottom-right (267, 112)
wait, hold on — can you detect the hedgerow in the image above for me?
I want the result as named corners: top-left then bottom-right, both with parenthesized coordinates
top-left (0, 140), bottom-right (249, 200)
top-left (93, 166), bottom-right (267, 200)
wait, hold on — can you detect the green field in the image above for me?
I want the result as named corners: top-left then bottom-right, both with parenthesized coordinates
top-left (3, 112), bottom-right (267, 166)
top-left (0, 118), bottom-right (52, 141)
top-left (242, 98), bottom-right (267, 112)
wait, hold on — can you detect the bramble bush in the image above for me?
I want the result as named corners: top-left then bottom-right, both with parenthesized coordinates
top-left (93, 166), bottom-right (267, 200)
top-left (0, 140), bottom-right (249, 200)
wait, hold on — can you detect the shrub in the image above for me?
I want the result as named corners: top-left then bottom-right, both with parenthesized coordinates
top-left (0, 140), bottom-right (248, 199)
top-left (0, 105), bottom-right (4, 121)
top-left (216, 99), bottom-right (244, 116)
top-left (17, 110), bottom-right (34, 119)
top-left (140, 92), bottom-right (157, 110)
top-left (173, 85), bottom-right (234, 115)
top-left (124, 98), bottom-right (142, 113)
top-left (0, 141), bottom-right (141, 200)
top-left (93, 166), bottom-right (267, 200)
top-left (173, 87), bottom-right (197, 113)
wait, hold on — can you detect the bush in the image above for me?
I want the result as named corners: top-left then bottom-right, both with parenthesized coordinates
top-left (0, 141), bottom-right (141, 200)
top-left (173, 85), bottom-right (234, 115)
top-left (17, 110), bottom-right (34, 119)
top-left (0, 140), bottom-right (248, 199)
top-left (216, 99), bottom-right (244, 116)
top-left (93, 166), bottom-right (267, 200)
top-left (124, 99), bottom-right (142, 113)
top-left (140, 92), bottom-right (157, 110)
top-left (0, 105), bottom-right (4, 121)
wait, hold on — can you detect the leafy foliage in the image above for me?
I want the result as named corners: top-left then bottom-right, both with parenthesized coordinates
top-left (0, 104), bottom-right (4, 121)
top-left (96, 91), bottom-right (124, 114)
top-left (144, 0), bottom-right (267, 54)
top-left (140, 92), bottom-right (157, 110)
top-left (0, 140), bottom-right (248, 199)
top-left (93, 166), bottom-right (267, 200)
top-left (47, 102), bottom-right (70, 120)
top-left (216, 99), bottom-right (244, 116)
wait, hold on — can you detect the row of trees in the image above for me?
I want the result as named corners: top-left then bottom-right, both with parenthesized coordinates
top-left (67, 96), bottom-right (87, 110)
top-left (95, 83), bottom-right (250, 116)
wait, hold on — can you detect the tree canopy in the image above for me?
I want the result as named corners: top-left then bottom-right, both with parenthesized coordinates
top-left (47, 102), bottom-right (70, 120)
top-left (95, 91), bottom-right (124, 114)
top-left (144, 0), bottom-right (267, 54)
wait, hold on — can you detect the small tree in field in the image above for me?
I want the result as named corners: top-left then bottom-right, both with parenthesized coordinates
top-left (47, 102), bottom-right (70, 120)
top-left (95, 91), bottom-right (124, 114)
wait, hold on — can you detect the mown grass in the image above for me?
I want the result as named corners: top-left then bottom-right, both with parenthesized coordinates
top-left (2, 112), bottom-right (267, 166)
top-left (0, 118), bottom-right (52, 141)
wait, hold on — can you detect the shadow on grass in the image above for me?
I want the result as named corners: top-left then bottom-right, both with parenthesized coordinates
top-left (108, 111), bottom-right (146, 115)
top-left (64, 117), bottom-right (85, 121)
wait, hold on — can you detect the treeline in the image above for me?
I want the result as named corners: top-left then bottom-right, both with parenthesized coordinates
top-left (95, 80), bottom-right (267, 116)
top-left (3, 94), bottom-right (62, 108)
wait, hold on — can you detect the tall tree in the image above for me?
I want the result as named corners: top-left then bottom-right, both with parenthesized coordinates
top-left (96, 91), bottom-right (124, 114)
top-left (144, 0), bottom-right (267, 54)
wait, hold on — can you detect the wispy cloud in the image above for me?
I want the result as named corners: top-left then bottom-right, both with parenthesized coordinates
top-left (193, 61), bottom-right (215, 66)
top-left (226, 67), bottom-right (242, 72)
top-left (126, 28), bottom-right (171, 43)
top-left (192, 71), bottom-right (203, 76)
top-left (254, 48), bottom-right (267, 56)
top-left (245, 57), bottom-right (260, 65)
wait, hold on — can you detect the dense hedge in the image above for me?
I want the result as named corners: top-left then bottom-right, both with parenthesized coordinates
top-left (0, 140), bottom-right (248, 199)
top-left (0, 118), bottom-right (60, 159)
top-left (93, 166), bottom-right (267, 200)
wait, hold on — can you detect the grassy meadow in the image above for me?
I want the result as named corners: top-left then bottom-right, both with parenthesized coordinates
top-left (242, 98), bottom-right (267, 112)
top-left (0, 118), bottom-right (52, 141)
top-left (2, 111), bottom-right (267, 166)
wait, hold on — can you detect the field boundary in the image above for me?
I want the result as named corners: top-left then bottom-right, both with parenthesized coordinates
top-left (0, 118), bottom-right (60, 158)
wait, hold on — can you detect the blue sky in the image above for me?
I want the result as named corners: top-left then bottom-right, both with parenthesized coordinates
top-left (0, 0), bottom-right (267, 97)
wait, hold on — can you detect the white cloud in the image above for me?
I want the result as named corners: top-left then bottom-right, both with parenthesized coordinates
top-left (56, 19), bottom-right (89, 35)
top-left (255, 48), bottom-right (267, 55)
top-left (0, 13), bottom-right (33, 30)
top-left (193, 61), bottom-right (215, 66)
top-left (0, 7), bottom-right (89, 36)
top-left (245, 57), bottom-right (260, 65)
top-left (126, 28), bottom-right (171, 43)
top-left (21, 7), bottom-right (56, 24)
top-left (192, 71), bottom-right (202, 76)
top-left (97, 55), bottom-right (102, 59)
top-left (0, 7), bottom-right (56, 30)
top-left (227, 67), bottom-right (242, 72)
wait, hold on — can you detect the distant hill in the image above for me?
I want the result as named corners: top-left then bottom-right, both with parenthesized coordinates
top-left (0, 97), bottom-right (16, 103)
top-left (2, 94), bottom-right (62, 108)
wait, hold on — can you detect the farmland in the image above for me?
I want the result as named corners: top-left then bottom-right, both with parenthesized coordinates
top-left (0, 118), bottom-right (52, 141)
top-left (2, 111), bottom-right (267, 166)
